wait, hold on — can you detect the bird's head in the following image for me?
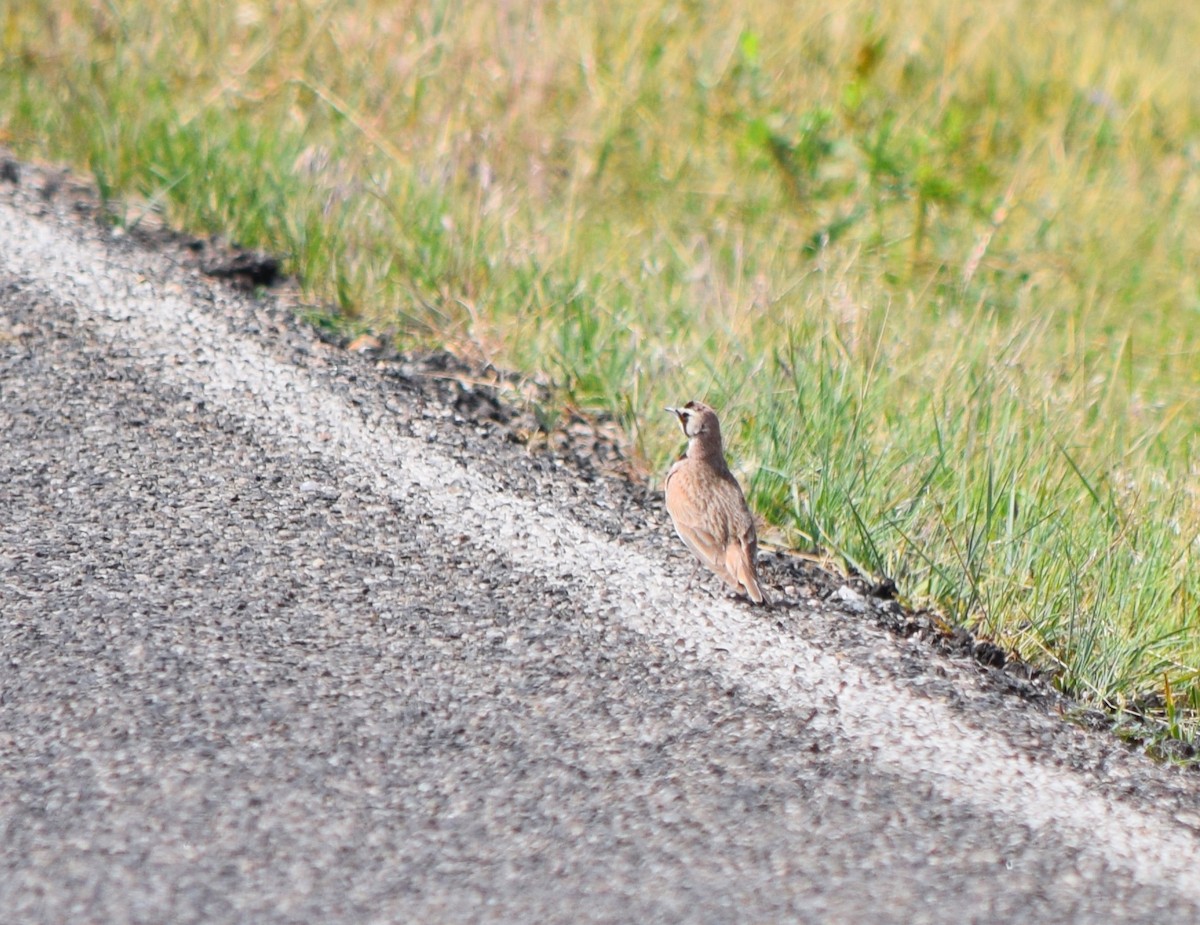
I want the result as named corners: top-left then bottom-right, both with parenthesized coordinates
top-left (666, 400), bottom-right (721, 441)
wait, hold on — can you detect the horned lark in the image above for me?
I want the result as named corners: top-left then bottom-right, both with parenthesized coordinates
top-left (664, 401), bottom-right (767, 604)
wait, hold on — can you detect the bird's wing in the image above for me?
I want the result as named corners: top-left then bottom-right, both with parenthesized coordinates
top-left (674, 519), bottom-right (727, 574)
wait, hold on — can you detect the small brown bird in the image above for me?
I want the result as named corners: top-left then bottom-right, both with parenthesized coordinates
top-left (664, 401), bottom-right (767, 604)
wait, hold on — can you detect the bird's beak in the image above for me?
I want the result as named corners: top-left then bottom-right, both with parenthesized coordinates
top-left (664, 406), bottom-right (679, 416)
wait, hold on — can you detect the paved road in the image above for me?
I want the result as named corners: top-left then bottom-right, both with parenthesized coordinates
top-left (2, 168), bottom-right (1200, 923)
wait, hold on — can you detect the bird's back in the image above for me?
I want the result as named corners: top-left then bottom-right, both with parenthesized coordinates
top-left (665, 455), bottom-right (764, 603)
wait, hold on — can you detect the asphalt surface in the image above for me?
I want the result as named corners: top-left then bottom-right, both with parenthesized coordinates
top-left (2, 163), bottom-right (1200, 924)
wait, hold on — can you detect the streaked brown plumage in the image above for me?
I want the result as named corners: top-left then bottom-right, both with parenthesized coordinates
top-left (664, 401), bottom-right (767, 605)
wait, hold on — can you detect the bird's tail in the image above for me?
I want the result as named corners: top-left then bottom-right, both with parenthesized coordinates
top-left (727, 542), bottom-right (768, 606)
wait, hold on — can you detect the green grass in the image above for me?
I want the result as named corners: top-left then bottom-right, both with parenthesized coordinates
top-left (4, 0), bottom-right (1200, 745)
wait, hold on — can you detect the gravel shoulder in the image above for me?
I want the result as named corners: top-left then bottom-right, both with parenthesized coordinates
top-left (2, 157), bottom-right (1199, 923)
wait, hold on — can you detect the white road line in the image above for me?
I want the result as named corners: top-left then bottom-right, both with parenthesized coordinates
top-left (4, 202), bottom-right (1199, 903)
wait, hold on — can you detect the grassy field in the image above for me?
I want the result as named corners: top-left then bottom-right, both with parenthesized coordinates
top-left (4, 0), bottom-right (1200, 746)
